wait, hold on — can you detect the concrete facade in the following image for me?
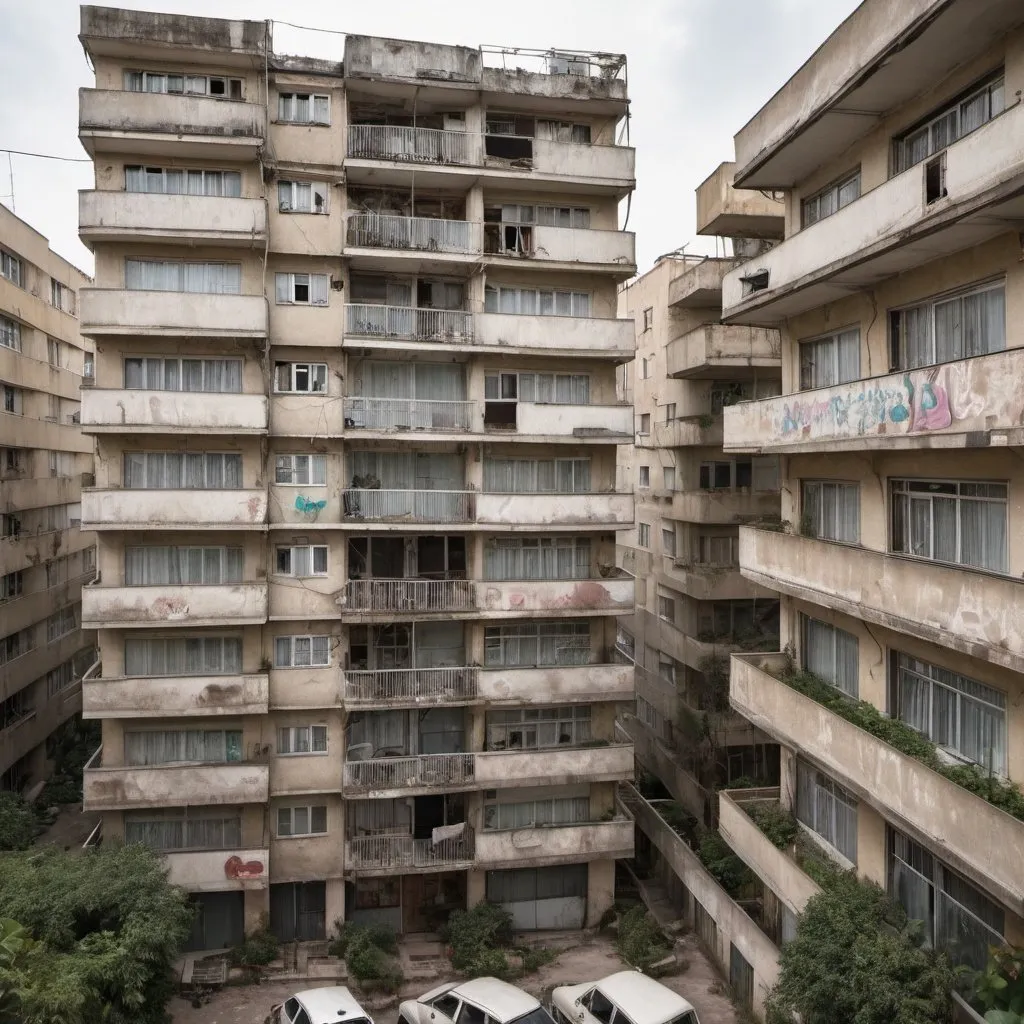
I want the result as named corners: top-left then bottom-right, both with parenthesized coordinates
top-left (0, 203), bottom-right (96, 797)
top-left (77, 6), bottom-right (635, 946)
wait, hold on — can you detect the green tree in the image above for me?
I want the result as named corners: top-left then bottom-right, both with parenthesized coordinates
top-left (0, 918), bottom-right (34, 1023)
top-left (0, 843), bottom-right (193, 1024)
top-left (765, 872), bottom-right (956, 1024)
top-left (0, 793), bottom-right (36, 852)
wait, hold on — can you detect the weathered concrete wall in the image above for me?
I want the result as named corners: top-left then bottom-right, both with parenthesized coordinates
top-left (79, 89), bottom-right (265, 139)
top-left (81, 6), bottom-right (266, 54)
top-left (82, 389), bottom-right (267, 431)
top-left (345, 35), bottom-right (481, 83)
top-left (475, 820), bottom-right (633, 869)
top-left (83, 489), bottom-right (268, 529)
top-left (164, 847), bottom-right (270, 891)
top-left (695, 162), bottom-right (784, 239)
top-left (84, 761), bottom-right (270, 809)
top-left (513, 402), bottom-right (632, 438)
top-left (531, 140), bottom-right (634, 183)
top-left (530, 225), bottom-right (635, 268)
top-left (478, 663), bottom-right (633, 704)
top-left (80, 288), bottom-right (267, 337)
top-left (476, 492), bottom-right (634, 527)
top-left (475, 744), bottom-right (634, 789)
top-left (474, 311), bottom-right (633, 356)
top-left (83, 673), bottom-right (269, 718)
top-left (668, 325), bottom-right (780, 379)
top-left (478, 575), bottom-right (634, 616)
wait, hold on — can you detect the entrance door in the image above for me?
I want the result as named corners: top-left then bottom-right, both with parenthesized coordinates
top-left (270, 881), bottom-right (327, 941)
top-left (186, 891), bottom-right (244, 951)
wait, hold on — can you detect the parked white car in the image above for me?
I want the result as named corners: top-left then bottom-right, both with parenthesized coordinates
top-left (271, 986), bottom-right (374, 1024)
top-left (551, 971), bottom-right (699, 1024)
top-left (400, 978), bottom-right (556, 1024)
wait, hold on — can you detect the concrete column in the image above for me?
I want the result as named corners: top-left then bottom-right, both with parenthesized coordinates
top-left (468, 706), bottom-right (486, 752)
top-left (326, 876), bottom-right (346, 932)
top-left (466, 867), bottom-right (486, 907)
top-left (585, 858), bottom-right (615, 927)
top-left (244, 887), bottom-right (269, 931)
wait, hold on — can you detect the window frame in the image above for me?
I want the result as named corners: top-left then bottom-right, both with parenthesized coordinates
top-left (642, 307), bottom-right (654, 331)
top-left (801, 614), bottom-right (859, 698)
top-left (637, 523), bottom-right (650, 548)
top-left (0, 315), bottom-right (21, 353)
top-left (278, 180), bottom-right (329, 214)
top-left (0, 250), bottom-right (21, 287)
top-left (274, 634), bottom-right (332, 669)
top-left (124, 165), bottom-right (242, 197)
top-left (796, 760), bottom-right (858, 864)
top-left (277, 92), bottom-right (331, 125)
top-left (801, 480), bottom-right (860, 544)
top-left (801, 168), bottom-right (861, 227)
top-left (276, 804), bottom-right (328, 837)
top-left (798, 326), bottom-right (861, 391)
top-left (123, 70), bottom-right (243, 99)
top-left (275, 544), bottom-right (329, 578)
top-left (278, 725), bottom-right (329, 756)
top-left (274, 454), bottom-right (327, 487)
top-left (274, 361), bottom-right (328, 394)
top-left (275, 272), bottom-right (330, 306)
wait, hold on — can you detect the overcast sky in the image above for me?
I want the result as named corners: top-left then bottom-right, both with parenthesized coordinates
top-left (0, 0), bottom-right (861, 276)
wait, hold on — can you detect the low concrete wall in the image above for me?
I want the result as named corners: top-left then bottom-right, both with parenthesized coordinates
top-left (83, 673), bottom-right (269, 718)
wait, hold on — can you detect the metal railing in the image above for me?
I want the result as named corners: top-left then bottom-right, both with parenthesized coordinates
top-left (345, 578), bottom-right (476, 613)
top-left (342, 488), bottom-right (473, 522)
top-left (345, 666), bottom-right (478, 704)
top-left (343, 397), bottom-right (474, 432)
top-left (345, 827), bottom-right (474, 870)
top-left (345, 304), bottom-right (474, 343)
top-left (343, 752), bottom-right (476, 792)
top-left (348, 124), bottom-right (482, 166)
top-left (347, 214), bottom-right (481, 254)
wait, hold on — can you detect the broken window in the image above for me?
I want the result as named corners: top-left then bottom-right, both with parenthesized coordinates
top-left (278, 180), bottom-right (329, 214)
top-left (125, 166), bottom-right (242, 197)
top-left (276, 545), bottom-right (328, 577)
top-left (123, 71), bottom-right (242, 99)
top-left (274, 454), bottom-right (327, 486)
top-left (274, 273), bottom-right (329, 305)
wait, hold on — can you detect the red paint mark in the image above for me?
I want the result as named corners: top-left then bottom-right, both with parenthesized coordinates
top-left (224, 855), bottom-right (265, 879)
top-left (152, 596), bottom-right (188, 616)
top-left (246, 495), bottom-right (264, 522)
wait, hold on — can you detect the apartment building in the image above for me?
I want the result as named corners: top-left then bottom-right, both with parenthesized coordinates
top-left (76, 6), bottom-right (637, 948)
top-left (616, 179), bottom-right (785, 824)
top-left (0, 205), bottom-right (96, 796)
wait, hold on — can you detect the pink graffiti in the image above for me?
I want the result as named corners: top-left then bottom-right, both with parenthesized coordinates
top-left (224, 856), bottom-right (265, 880)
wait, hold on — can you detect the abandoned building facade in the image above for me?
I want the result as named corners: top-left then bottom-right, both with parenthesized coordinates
top-left (76, 6), bottom-right (637, 947)
top-left (0, 203), bottom-right (96, 797)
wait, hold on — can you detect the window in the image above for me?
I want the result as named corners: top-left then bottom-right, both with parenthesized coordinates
top-left (663, 466), bottom-right (676, 490)
top-left (802, 169), bottom-right (861, 226)
top-left (642, 307), bottom-right (654, 331)
top-left (274, 635), bottom-right (331, 668)
top-left (274, 362), bottom-right (327, 394)
top-left (699, 534), bottom-right (737, 566)
top-left (640, 358), bottom-right (650, 379)
top-left (125, 166), bottom-right (241, 197)
top-left (124, 636), bottom-right (242, 676)
top-left (662, 526), bottom-right (676, 557)
top-left (277, 805), bottom-right (328, 836)
top-left (46, 604), bottom-right (79, 643)
top-left (47, 338), bottom-right (61, 367)
top-left (2, 449), bottom-right (23, 474)
top-left (892, 652), bottom-right (1006, 774)
top-left (482, 457), bottom-right (590, 494)
top-left (125, 259), bottom-right (241, 294)
top-left (123, 452), bottom-right (243, 489)
top-left (278, 725), bottom-right (328, 755)
top-left (484, 536), bottom-right (590, 581)
top-left (889, 281), bottom-right (1005, 370)
top-left (802, 481), bottom-right (859, 543)
top-left (275, 454), bottom-right (327, 486)
top-left (796, 761), bottom-right (857, 862)
top-left (483, 286), bottom-right (590, 317)
top-left (658, 594), bottom-right (675, 624)
top-left (0, 250), bottom-right (21, 286)
top-left (0, 689), bottom-right (32, 729)
top-left (3, 387), bottom-right (22, 415)
top-left (278, 93), bottom-right (330, 124)
top-left (485, 112), bottom-right (592, 144)
top-left (50, 280), bottom-right (75, 314)
top-left (486, 705), bottom-right (591, 750)
top-left (637, 523), bottom-right (650, 548)
top-left (638, 414), bottom-right (651, 435)
top-left (46, 658), bottom-right (81, 698)
top-left (802, 616), bottom-right (859, 698)
top-left (276, 545), bottom-right (328, 577)
top-left (638, 466), bottom-right (650, 487)
top-left (124, 813), bottom-right (242, 852)
top-left (0, 627), bottom-right (35, 665)
top-left (484, 795), bottom-right (590, 830)
top-left (699, 459), bottom-right (752, 490)
top-left (278, 181), bottom-right (329, 214)
top-left (46, 558), bottom-right (69, 588)
top-left (49, 451), bottom-right (74, 478)
top-left (0, 571), bottom-right (22, 602)
top-left (124, 728), bottom-right (242, 765)
top-left (0, 316), bottom-right (21, 352)
top-left (799, 328), bottom-right (860, 389)
top-left (484, 371), bottom-right (589, 407)
top-left (124, 70), bottom-right (243, 98)
top-left (83, 353), bottom-right (94, 380)
top-left (664, 403), bottom-right (676, 422)
top-left (889, 828), bottom-right (1004, 971)
top-left (892, 72), bottom-right (1005, 174)
top-left (486, 864), bottom-right (587, 904)
top-left (275, 272), bottom-right (329, 306)
top-left (125, 357), bottom-right (242, 393)
top-left (891, 478), bottom-right (1007, 572)
top-left (125, 546), bottom-right (243, 586)
top-left (82, 547), bottom-right (96, 575)
top-left (483, 621), bottom-right (590, 668)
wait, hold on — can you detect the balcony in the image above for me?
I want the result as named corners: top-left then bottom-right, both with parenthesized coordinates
top-left (475, 312), bottom-right (634, 360)
top-left (343, 489), bottom-right (473, 525)
top-left (669, 488), bottom-right (779, 525)
top-left (474, 744), bottom-right (634, 789)
top-left (476, 492), bottom-right (634, 529)
top-left (342, 578), bottom-right (476, 616)
top-left (347, 124), bottom-right (482, 167)
top-left (82, 489), bottom-right (268, 530)
top-left (504, 402), bottom-right (633, 441)
top-left (83, 669), bottom-right (269, 718)
top-left (478, 662), bottom-right (633, 705)
top-left (667, 563), bottom-right (768, 602)
top-left (81, 389), bottom-right (268, 434)
top-left (165, 848), bottom-right (270, 892)
top-left (83, 748), bottom-right (269, 810)
top-left (668, 257), bottom-right (742, 308)
top-left (82, 582), bottom-right (268, 629)
top-left (79, 89), bottom-right (265, 159)
top-left (80, 289), bottom-right (267, 338)
top-left (475, 818), bottom-right (633, 870)
top-left (724, 348), bottom-right (1024, 454)
top-left (79, 191), bottom-right (267, 246)
top-left (731, 652), bottom-right (1024, 913)
top-left (344, 305), bottom-right (474, 347)
top-left (486, 226), bottom-right (636, 276)
top-left (667, 325), bottom-right (780, 380)
top-left (345, 829), bottom-right (474, 877)
top-left (343, 753), bottom-right (476, 798)
top-left (738, 526), bottom-right (1024, 674)
top-left (343, 397), bottom-right (474, 435)
top-left (346, 214), bottom-right (481, 257)
top-left (695, 162), bottom-right (784, 239)
top-left (343, 667), bottom-right (478, 708)
top-left (641, 417), bottom-right (723, 449)
top-left (723, 102), bottom-right (1024, 323)
top-left (478, 571), bottom-right (635, 617)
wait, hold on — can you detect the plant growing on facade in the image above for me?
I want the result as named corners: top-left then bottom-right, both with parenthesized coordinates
top-left (970, 945), bottom-right (1024, 1023)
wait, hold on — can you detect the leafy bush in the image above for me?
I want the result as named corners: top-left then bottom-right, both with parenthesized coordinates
top-left (615, 907), bottom-right (672, 970)
top-left (330, 923), bottom-right (403, 992)
top-left (696, 830), bottom-right (755, 899)
top-left (0, 793), bottom-right (37, 852)
top-left (746, 802), bottom-right (799, 850)
top-left (515, 945), bottom-right (559, 974)
top-left (970, 945), bottom-right (1024, 1021)
top-left (230, 921), bottom-right (278, 966)
top-left (443, 903), bottom-right (513, 978)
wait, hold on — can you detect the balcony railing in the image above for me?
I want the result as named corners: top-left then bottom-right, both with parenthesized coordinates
top-left (343, 488), bottom-right (473, 523)
top-left (345, 827), bottom-right (474, 872)
top-left (343, 752), bottom-right (475, 793)
top-left (346, 214), bottom-right (480, 254)
top-left (345, 304), bottom-right (474, 343)
top-left (348, 124), bottom-right (481, 166)
top-left (343, 397), bottom-right (474, 432)
top-left (344, 666), bottom-right (478, 705)
top-left (344, 578), bottom-right (476, 613)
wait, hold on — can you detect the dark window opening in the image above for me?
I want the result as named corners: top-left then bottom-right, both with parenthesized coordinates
top-left (925, 154), bottom-right (947, 203)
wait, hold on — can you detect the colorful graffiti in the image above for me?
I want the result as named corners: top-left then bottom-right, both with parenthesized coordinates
top-left (780, 365), bottom-right (953, 439)
top-left (224, 855), bottom-right (265, 880)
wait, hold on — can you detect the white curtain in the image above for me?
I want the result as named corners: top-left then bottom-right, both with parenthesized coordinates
top-left (125, 260), bottom-right (240, 294)
top-left (124, 452), bottom-right (242, 489)
top-left (486, 706), bottom-right (591, 750)
top-left (124, 729), bottom-right (242, 765)
top-left (484, 797), bottom-right (590, 830)
top-left (275, 635), bottom-right (331, 667)
top-left (124, 357), bottom-right (242, 392)
top-left (125, 815), bottom-right (241, 851)
top-left (482, 458), bottom-right (591, 493)
top-left (348, 710), bottom-right (407, 755)
top-left (349, 799), bottom-right (411, 836)
top-left (125, 546), bottom-right (243, 585)
top-left (484, 286), bottom-right (590, 317)
top-left (484, 537), bottom-right (590, 581)
top-left (359, 362), bottom-right (465, 400)
top-left (126, 167), bottom-right (240, 197)
top-left (483, 621), bottom-right (591, 667)
top-left (803, 481), bottom-right (859, 542)
top-left (124, 636), bottom-right (242, 676)
top-left (796, 761), bottom-right (857, 861)
top-left (803, 616), bottom-right (858, 697)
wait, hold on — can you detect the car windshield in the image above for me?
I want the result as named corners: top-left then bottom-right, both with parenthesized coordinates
top-left (510, 1007), bottom-right (556, 1024)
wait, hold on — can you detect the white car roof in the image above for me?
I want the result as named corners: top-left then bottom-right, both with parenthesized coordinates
top-left (294, 986), bottom-right (371, 1024)
top-left (589, 972), bottom-right (696, 1024)
top-left (450, 978), bottom-right (541, 1021)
